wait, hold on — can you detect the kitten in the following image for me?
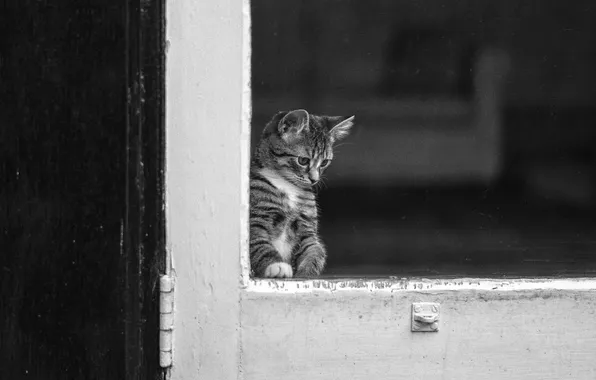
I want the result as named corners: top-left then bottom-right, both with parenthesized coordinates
top-left (249, 109), bottom-right (354, 278)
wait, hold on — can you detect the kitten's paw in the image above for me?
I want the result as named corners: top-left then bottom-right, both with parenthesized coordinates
top-left (295, 267), bottom-right (319, 278)
top-left (295, 261), bottom-right (324, 278)
top-left (264, 262), bottom-right (293, 278)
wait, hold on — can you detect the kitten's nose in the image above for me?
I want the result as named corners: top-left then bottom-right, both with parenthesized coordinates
top-left (308, 170), bottom-right (319, 184)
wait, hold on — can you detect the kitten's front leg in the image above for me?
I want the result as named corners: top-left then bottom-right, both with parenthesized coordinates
top-left (251, 243), bottom-right (293, 278)
top-left (294, 235), bottom-right (327, 278)
top-left (250, 226), bottom-right (293, 278)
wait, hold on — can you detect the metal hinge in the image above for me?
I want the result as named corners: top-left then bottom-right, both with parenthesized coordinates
top-left (160, 274), bottom-right (175, 367)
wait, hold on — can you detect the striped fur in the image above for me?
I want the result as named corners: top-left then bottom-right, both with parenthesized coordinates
top-left (250, 109), bottom-right (354, 278)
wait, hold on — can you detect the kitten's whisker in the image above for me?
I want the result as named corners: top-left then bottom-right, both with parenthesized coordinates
top-left (317, 177), bottom-right (328, 190)
top-left (333, 142), bottom-right (355, 149)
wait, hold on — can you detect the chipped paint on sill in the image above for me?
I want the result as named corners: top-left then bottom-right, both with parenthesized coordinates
top-left (244, 277), bottom-right (596, 294)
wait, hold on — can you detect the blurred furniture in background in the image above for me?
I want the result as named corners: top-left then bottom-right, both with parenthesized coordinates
top-left (253, 43), bottom-right (510, 186)
top-left (319, 45), bottom-right (511, 187)
top-left (251, 0), bottom-right (512, 187)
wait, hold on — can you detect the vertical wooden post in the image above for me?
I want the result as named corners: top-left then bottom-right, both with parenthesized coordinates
top-left (166, 0), bottom-right (245, 378)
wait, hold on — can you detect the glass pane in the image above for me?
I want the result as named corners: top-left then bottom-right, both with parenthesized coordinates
top-left (250, 0), bottom-right (596, 278)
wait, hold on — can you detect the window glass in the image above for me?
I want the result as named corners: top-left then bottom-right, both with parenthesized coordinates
top-left (251, 0), bottom-right (596, 278)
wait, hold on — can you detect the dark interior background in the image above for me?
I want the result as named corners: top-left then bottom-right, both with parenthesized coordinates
top-left (251, 0), bottom-right (596, 277)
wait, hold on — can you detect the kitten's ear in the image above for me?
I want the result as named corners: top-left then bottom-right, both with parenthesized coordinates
top-left (278, 109), bottom-right (309, 136)
top-left (328, 115), bottom-right (355, 142)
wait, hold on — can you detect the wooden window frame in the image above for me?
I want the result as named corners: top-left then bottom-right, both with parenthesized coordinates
top-left (166, 1), bottom-right (596, 379)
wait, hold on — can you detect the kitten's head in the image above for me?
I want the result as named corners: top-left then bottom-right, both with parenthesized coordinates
top-left (254, 109), bottom-right (354, 188)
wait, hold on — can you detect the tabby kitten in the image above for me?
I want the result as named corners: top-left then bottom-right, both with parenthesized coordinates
top-left (250, 109), bottom-right (354, 278)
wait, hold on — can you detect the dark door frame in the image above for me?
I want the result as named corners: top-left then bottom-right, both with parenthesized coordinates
top-left (124, 0), bottom-right (167, 378)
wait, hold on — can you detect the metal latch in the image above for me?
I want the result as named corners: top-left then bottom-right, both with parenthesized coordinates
top-left (411, 302), bottom-right (440, 332)
top-left (160, 275), bottom-right (175, 367)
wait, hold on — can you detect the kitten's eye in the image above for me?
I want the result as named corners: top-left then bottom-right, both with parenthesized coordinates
top-left (297, 157), bottom-right (310, 166)
top-left (321, 159), bottom-right (330, 167)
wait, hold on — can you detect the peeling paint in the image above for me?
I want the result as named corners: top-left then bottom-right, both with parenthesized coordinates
top-left (245, 277), bottom-right (596, 294)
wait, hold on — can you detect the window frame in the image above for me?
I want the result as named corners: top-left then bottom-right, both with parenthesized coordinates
top-left (236, 4), bottom-right (589, 293)
top-left (166, 1), bottom-right (596, 378)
